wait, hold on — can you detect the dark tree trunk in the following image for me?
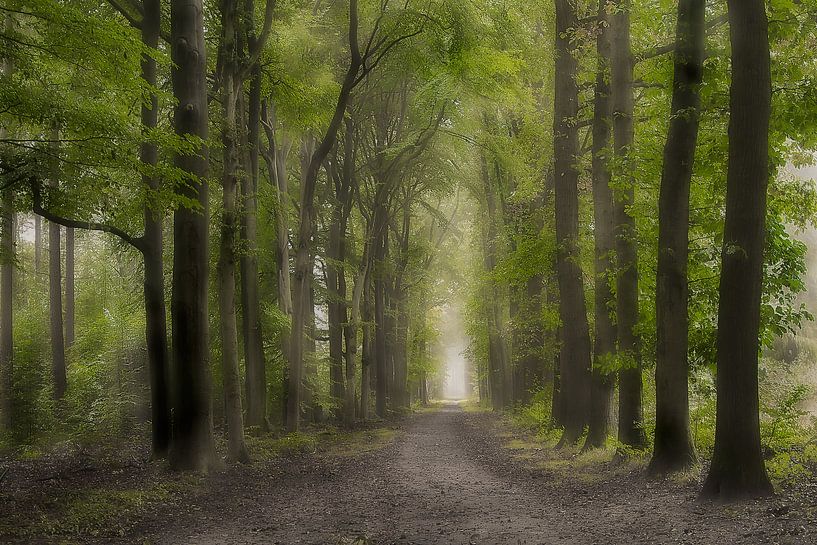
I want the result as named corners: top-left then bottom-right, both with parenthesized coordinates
top-left (304, 272), bottom-right (318, 421)
top-left (515, 272), bottom-right (544, 405)
top-left (327, 210), bottom-right (347, 408)
top-left (702, 0), bottom-right (773, 499)
top-left (0, 176), bottom-right (13, 431)
top-left (169, 0), bottom-right (217, 471)
top-left (373, 216), bottom-right (388, 417)
top-left (361, 279), bottom-right (373, 419)
top-left (48, 129), bottom-right (67, 401)
top-left (554, 0), bottom-right (591, 446)
top-left (241, 51), bottom-right (268, 432)
top-left (649, 0), bottom-right (704, 473)
top-left (0, 39), bottom-right (13, 429)
top-left (217, 0), bottom-right (250, 463)
top-left (610, 0), bottom-right (646, 451)
top-left (140, 0), bottom-right (171, 459)
top-left (288, 6), bottom-right (361, 428)
top-left (34, 215), bottom-right (42, 276)
top-left (480, 154), bottom-right (509, 410)
top-left (584, 6), bottom-right (616, 451)
top-left (392, 289), bottom-right (409, 409)
top-left (64, 227), bottom-right (74, 348)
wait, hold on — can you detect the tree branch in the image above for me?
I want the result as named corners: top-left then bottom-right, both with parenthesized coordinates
top-left (635, 13), bottom-right (728, 63)
top-left (31, 179), bottom-right (145, 252)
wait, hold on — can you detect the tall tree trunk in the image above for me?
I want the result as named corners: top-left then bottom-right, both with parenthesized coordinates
top-left (361, 278), bottom-right (373, 419)
top-left (241, 54), bottom-right (268, 431)
top-left (217, 0), bottom-right (250, 463)
top-left (304, 273), bottom-right (318, 421)
top-left (649, 0), bottom-right (704, 473)
top-left (0, 35), bottom-right (13, 430)
top-left (392, 289), bottom-right (409, 409)
top-left (0, 144), bottom-right (13, 431)
top-left (140, 0), bottom-right (171, 459)
top-left (702, 0), bottom-right (773, 499)
top-left (610, 0), bottom-right (646, 451)
top-left (584, 5), bottom-right (616, 451)
top-left (480, 154), bottom-right (509, 410)
top-left (64, 227), bottom-right (75, 348)
top-left (49, 128), bottom-right (67, 401)
top-left (517, 272), bottom-right (545, 405)
top-left (262, 100), bottom-right (293, 426)
top-left (373, 218), bottom-right (389, 417)
top-left (169, 0), bottom-right (217, 471)
top-left (327, 210), bottom-right (346, 409)
top-left (34, 215), bottom-right (42, 277)
top-left (554, 0), bottom-right (591, 446)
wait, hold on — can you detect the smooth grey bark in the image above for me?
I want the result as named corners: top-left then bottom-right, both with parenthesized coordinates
top-left (649, 0), bottom-right (704, 474)
top-left (554, 0), bottom-right (592, 446)
top-left (702, 0), bottom-right (773, 499)
top-left (168, 0), bottom-right (217, 471)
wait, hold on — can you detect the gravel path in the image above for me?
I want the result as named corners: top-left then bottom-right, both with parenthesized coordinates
top-left (132, 403), bottom-right (816, 545)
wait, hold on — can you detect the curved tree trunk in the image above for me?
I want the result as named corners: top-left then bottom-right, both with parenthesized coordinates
top-left (702, 0), bottom-right (773, 499)
top-left (649, 0), bottom-right (704, 474)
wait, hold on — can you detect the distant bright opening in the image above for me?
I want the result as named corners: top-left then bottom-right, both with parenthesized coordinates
top-left (440, 303), bottom-right (469, 400)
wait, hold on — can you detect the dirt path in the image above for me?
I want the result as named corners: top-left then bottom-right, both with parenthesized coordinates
top-left (126, 403), bottom-right (815, 545)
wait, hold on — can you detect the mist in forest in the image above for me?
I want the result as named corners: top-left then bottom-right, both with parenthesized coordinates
top-left (440, 303), bottom-right (469, 400)
top-left (784, 164), bottom-right (817, 415)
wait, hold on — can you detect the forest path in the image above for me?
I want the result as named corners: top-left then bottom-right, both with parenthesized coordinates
top-left (145, 404), bottom-right (810, 545)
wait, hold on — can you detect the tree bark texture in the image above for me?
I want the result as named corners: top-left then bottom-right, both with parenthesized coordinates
top-left (649, 0), bottom-right (704, 473)
top-left (702, 0), bottom-right (773, 499)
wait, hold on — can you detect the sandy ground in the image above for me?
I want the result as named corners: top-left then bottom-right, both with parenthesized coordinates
top-left (4, 404), bottom-right (817, 544)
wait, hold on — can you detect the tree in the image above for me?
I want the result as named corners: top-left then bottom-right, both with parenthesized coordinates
top-left (48, 128), bottom-right (67, 401)
top-left (585, 3), bottom-right (615, 451)
top-left (649, 0), bottom-right (705, 474)
top-left (168, 0), bottom-right (217, 471)
top-left (553, 0), bottom-right (591, 446)
top-left (610, 0), bottom-right (645, 451)
top-left (217, 0), bottom-right (250, 463)
top-left (0, 20), bottom-right (14, 431)
top-left (701, 0), bottom-right (774, 499)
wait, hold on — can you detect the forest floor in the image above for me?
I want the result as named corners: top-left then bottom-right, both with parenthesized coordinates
top-left (2, 403), bottom-right (817, 544)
